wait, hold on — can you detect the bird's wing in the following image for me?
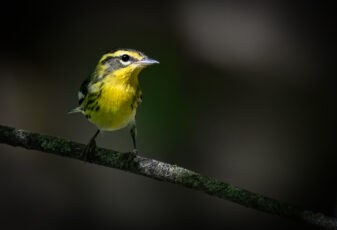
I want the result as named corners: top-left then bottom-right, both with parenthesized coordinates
top-left (78, 76), bottom-right (90, 105)
top-left (68, 72), bottom-right (100, 114)
top-left (78, 71), bottom-right (100, 105)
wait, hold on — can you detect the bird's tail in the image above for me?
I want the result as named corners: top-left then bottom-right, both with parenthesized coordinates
top-left (68, 107), bottom-right (83, 114)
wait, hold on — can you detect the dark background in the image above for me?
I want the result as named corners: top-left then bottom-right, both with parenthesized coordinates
top-left (0, 1), bottom-right (336, 229)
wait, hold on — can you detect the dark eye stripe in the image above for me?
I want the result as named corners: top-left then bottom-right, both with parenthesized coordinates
top-left (101, 56), bottom-right (113, 65)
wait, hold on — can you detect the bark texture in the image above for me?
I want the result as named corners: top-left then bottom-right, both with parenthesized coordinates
top-left (0, 124), bottom-right (336, 229)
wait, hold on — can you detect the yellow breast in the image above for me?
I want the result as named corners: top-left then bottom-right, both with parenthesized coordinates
top-left (84, 71), bottom-right (141, 131)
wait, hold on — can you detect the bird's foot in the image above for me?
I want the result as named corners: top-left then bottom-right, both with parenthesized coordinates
top-left (82, 140), bottom-right (97, 162)
top-left (132, 148), bottom-right (139, 155)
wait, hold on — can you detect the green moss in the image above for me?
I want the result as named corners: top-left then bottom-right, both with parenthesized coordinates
top-left (40, 137), bottom-right (71, 153)
top-left (2, 124), bottom-right (336, 229)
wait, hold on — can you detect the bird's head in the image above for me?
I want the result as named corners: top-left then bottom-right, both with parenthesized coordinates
top-left (95, 49), bottom-right (159, 80)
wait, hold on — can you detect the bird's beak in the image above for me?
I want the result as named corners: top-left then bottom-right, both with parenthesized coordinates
top-left (136, 57), bottom-right (159, 66)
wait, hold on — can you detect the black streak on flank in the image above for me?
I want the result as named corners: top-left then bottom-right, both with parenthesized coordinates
top-left (97, 90), bottom-right (102, 99)
top-left (85, 114), bottom-right (91, 119)
top-left (95, 106), bottom-right (100, 111)
top-left (131, 104), bottom-right (134, 110)
top-left (87, 99), bottom-right (96, 106)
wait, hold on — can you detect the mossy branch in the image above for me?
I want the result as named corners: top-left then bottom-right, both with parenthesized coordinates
top-left (0, 124), bottom-right (336, 229)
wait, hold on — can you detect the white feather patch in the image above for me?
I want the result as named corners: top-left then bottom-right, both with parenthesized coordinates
top-left (78, 91), bottom-right (85, 100)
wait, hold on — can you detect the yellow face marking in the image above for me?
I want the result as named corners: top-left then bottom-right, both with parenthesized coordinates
top-left (95, 50), bottom-right (145, 81)
top-left (99, 53), bottom-right (114, 63)
top-left (112, 65), bottom-right (142, 82)
top-left (111, 50), bottom-right (143, 60)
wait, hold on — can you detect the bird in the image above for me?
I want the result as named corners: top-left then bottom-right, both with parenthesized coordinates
top-left (69, 48), bottom-right (159, 159)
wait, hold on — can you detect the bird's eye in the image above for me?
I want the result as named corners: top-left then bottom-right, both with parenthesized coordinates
top-left (121, 54), bottom-right (130, 62)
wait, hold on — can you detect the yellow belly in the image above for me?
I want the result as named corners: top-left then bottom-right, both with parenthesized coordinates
top-left (85, 83), bottom-right (137, 131)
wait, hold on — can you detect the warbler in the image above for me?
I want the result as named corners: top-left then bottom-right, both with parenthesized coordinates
top-left (69, 48), bottom-right (159, 158)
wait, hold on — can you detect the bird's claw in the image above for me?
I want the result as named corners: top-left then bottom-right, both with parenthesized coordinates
top-left (82, 140), bottom-right (97, 162)
top-left (132, 148), bottom-right (139, 155)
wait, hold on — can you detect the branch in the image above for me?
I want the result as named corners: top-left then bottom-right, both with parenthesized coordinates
top-left (0, 124), bottom-right (336, 229)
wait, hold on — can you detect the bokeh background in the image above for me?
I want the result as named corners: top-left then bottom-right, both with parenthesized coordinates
top-left (0, 1), bottom-right (336, 229)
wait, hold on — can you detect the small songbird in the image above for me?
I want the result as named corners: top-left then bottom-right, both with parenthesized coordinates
top-left (69, 49), bottom-right (159, 158)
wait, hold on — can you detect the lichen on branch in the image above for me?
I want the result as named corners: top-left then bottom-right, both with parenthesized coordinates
top-left (0, 124), bottom-right (336, 229)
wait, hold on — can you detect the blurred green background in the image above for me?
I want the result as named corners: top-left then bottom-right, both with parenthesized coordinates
top-left (0, 1), bottom-right (336, 229)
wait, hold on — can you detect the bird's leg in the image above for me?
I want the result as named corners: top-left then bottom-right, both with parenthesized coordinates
top-left (82, 129), bottom-right (100, 162)
top-left (129, 122), bottom-right (138, 154)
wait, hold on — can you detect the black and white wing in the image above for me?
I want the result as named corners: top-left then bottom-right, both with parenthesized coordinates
top-left (78, 77), bottom-right (90, 105)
